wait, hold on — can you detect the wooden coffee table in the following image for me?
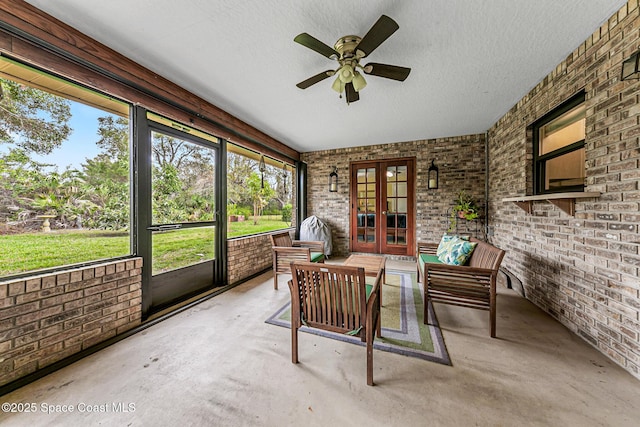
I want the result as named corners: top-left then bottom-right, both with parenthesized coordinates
top-left (343, 254), bottom-right (386, 304)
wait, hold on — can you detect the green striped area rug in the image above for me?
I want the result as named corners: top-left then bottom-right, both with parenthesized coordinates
top-left (265, 270), bottom-right (451, 366)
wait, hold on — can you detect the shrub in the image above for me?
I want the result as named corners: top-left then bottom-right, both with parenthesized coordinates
top-left (282, 204), bottom-right (292, 223)
top-left (236, 205), bottom-right (252, 218)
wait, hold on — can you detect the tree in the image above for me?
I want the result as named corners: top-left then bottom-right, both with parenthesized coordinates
top-left (0, 78), bottom-right (72, 154)
top-left (0, 78), bottom-right (75, 229)
top-left (152, 133), bottom-right (205, 169)
top-left (83, 116), bottom-right (129, 190)
top-left (151, 132), bottom-right (215, 223)
top-left (80, 116), bottom-right (130, 229)
top-left (265, 163), bottom-right (292, 209)
top-left (247, 172), bottom-right (275, 225)
top-left (227, 152), bottom-right (255, 207)
top-left (0, 148), bottom-right (48, 225)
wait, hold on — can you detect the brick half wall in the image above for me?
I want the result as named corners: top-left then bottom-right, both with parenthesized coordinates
top-left (0, 258), bottom-right (143, 387)
top-left (227, 232), bottom-right (281, 285)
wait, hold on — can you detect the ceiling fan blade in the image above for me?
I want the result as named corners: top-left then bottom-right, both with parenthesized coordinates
top-left (345, 82), bottom-right (360, 104)
top-left (363, 63), bottom-right (411, 81)
top-left (294, 33), bottom-right (339, 60)
top-left (296, 70), bottom-right (334, 89)
top-left (355, 15), bottom-right (399, 58)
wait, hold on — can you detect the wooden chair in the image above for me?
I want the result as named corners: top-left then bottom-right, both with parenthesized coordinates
top-left (269, 231), bottom-right (325, 290)
top-left (419, 238), bottom-right (505, 337)
top-left (287, 261), bottom-right (382, 386)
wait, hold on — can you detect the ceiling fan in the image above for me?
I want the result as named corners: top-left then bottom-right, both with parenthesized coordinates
top-left (294, 15), bottom-right (411, 105)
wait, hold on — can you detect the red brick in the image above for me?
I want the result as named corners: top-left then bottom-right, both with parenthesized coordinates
top-left (69, 270), bottom-right (83, 283)
top-left (56, 272), bottom-right (70, 285)
top-left (25, 278), bottom-right (41, 293)
top-left (7, 281), bottom-right (25, 296)
top-left (0, 302), bottom-right (40, 322)
top-left (41, 275), bottom-right (57, 289)
top-left (39, 326), bottom-right (82, 348)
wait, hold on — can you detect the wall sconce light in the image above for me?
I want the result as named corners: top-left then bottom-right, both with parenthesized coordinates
top-left (621, 49), bottom-right (640, 80)
top-left (428, 159), bottom-right (439, 189)
top-left (329, 166), bottom-right (338, 192)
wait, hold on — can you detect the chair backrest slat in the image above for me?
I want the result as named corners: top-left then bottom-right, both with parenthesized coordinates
top-left (468, 238), bottom-right (506, 271)
top-left (270, 231), bottom-right (293, 247)
top-left (291, 262), bottom-right (367, 333)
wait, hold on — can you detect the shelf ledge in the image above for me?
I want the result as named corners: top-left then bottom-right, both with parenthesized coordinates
top-left (502, 192), bottom-right (600, 216)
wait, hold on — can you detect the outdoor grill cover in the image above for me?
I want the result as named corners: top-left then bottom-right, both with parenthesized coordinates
top-left (300, 215), bottom-right (332, 256)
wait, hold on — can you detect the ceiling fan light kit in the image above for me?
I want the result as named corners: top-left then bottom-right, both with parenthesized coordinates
top-left (294, 15), bottom-right (411, 105)
top-left (352, 72), bottom-right (367, 92)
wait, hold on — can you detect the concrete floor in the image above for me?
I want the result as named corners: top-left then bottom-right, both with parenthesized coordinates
top-left (1, 259), bottom-right (639, 426)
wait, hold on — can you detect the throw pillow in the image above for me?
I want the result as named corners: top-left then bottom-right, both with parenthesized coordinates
top-left (436, 234), bottom-right (469, 259)
top-left (438, 238), bottom-right (478, 266)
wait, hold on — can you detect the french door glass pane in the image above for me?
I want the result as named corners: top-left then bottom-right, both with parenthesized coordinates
top-left (385, 165), bottom-right (408, 246)
top-left (397, 182), bottom-right (407, 197)
top-left (356, 167), bottom-right (376, 244)
top-left (397, 166), bottom-right (407, 181)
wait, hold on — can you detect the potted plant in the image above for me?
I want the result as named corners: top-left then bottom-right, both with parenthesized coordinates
top-left (448, 190), bottom-right (479, 231)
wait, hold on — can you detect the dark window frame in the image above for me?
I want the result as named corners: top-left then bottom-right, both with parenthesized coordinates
top-left (0, 55), bottom-right (134, 280)
top-left (532, 90), bottom-right (586, 195)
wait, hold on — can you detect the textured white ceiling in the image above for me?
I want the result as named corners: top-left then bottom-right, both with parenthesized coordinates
top-left (25, 0), bottom-right (626, 153)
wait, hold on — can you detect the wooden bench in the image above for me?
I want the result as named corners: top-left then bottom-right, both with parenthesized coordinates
top-left (417, 238), bottom-right (506, 337)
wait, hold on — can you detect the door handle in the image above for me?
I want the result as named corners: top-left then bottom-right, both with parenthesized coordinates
top-left (147, 224), bottom-right (182, 231)
top-left (382, 211), bottom-right (387, 215)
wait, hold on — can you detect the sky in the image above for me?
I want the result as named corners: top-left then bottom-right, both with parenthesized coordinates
top-left (2, 99), bottom-right (113, 171)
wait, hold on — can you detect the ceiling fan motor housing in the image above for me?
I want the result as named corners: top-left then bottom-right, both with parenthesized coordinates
top-left (334, 35), bottom-right (362, 60)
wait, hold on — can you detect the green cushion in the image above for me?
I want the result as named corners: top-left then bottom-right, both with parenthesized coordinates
top-left (418, 253), bottom-right (442, 273)
top-left (364, 275), bottom-right (380, 298)
top-left (420, 254), bottom-right (441, 264)
top-left (438, 238), bottom-right (477, 266)
top-left (310, 252), bottom-right (324, 262)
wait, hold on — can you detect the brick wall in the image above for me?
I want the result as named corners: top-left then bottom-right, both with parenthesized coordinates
top-left (301, 135), bottom-right (486, 257)
top-left (489, 2), bottom-right (640, 379)
top-left (0, 258), bottom-right (142, 387)
top-left (227, 232), bottom-right (280, 285)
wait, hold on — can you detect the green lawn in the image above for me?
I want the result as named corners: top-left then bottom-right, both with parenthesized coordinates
top-left (0, 230), bottom-right (130, 276)
top-left (0, 217), bottom-right (290, 276)
top-left (152, 227), bottom-right (215, 274)
top-left (227, 218), bottom-right (290, 238)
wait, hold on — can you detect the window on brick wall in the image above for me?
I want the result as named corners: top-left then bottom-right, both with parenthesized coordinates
top-left (226, 143), bottom-right (295, 238)
top-left (0, 56), bottom-right (131, 277)
top-left (533, 91), bottom-right (586, 194)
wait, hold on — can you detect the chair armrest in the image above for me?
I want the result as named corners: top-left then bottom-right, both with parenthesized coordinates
top-left (292, 240), bottom-right (325, 254)
top-left (424, 262), bottom-right (497, 277)
top-left (367, 268), bottom-right (383, 300)
top-left (272, 246), bottom-right (312, 256)
top-left (417, 242), bottom-right (438, 255)
top-left (366, 268), bottom-right (382, 338)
